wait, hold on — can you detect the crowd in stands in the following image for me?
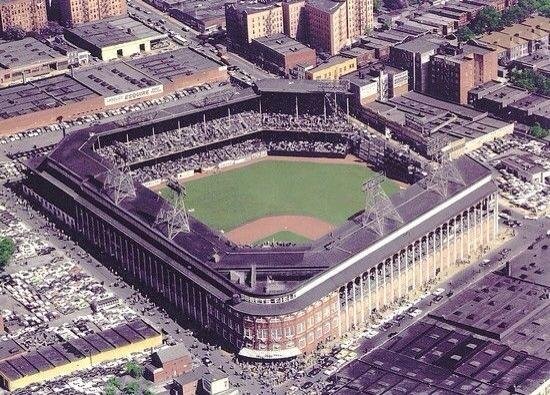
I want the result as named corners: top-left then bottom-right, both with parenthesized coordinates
top-left (268, 140), bottom-right (347, 155)
top-left (94, 112), bottom-right (366, 183)
top-left (97, 112), bottom-right (362, 166)
top-left (132, 139), bottom-right (266, 183)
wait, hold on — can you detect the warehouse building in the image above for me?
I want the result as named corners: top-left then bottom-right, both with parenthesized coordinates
top-left (360, 91), bottom-right (514, 158)
top-left (0, 38), bottom-right (70, 87)
top-left (64, 16), bottom-right (167, 61)
top-left (0, 48), bottom-right (228, 136)
top-left (0, 319), bottom-right (162, 391)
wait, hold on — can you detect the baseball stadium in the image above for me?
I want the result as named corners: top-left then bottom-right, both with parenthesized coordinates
top-left (22, 80), bottom-right (500, 360)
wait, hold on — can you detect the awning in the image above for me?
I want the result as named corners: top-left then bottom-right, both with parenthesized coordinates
top-left (238, 346), bottom-right (302, 360)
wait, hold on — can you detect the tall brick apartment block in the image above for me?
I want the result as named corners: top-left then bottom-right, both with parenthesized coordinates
top-left (57, 0), bottom-right (127, 26)
top-left (0, 0), bottom-right (47, 33)
top-left (429, 43), bottom-right (498, 104)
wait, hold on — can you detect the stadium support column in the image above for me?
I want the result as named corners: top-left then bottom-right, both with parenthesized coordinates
top-left (474, 205), bottom-right (478, 255)
top-left (382, 262), bottom-right (387, 307)
top-left (493, 192), bottom-right (498, 240)
top-left (446, 221), bottom-right (451, 273)
top-left (360, 275), bottom-right (365, 323)
top-left (439, 226), bottom-right (444, 275)
top-left (432, 232), bottom-right (436, 279)
top-left (375, 267), bottom-right (380, 311)
top-left (390, 258), bottom-right (394, 304)
top-left (352, 278), bottom-right (357, 329)
top-left (425, 236), bottom-right (430, 284)
top-left (467, 208), bottom-right (471, 256)
top-left (460, 211), bottom-right (464, 261)
top-left (367, 272), bottom-right (372, 316)
top-left (397, 252), bottom-right (402, 300)
top-left (344, 285), bottom-right (349, 332)
top-left (453, 218), bottom-right (458, 265)
top-left (404, 248), bottom-right (409, 295)
top-left (411, 244), bottom-right (415, 291)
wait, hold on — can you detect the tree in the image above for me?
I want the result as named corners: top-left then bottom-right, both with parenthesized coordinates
top-left (456, 26), bottom-right (475, 42)
top-left (142, 389), bottom-right (153, 395)
top-left (0, 237), bottom-right (15, 269)
top-left (471, 7), bottom-right (502, 33)
top-left (123, 381), bottom-right (140, 395)
top-left (104, 386), bottom-right (117, 395)
top-left (106, 377), bottom-right (123, 390)
top-left (530, 122), bottom-right (550, 139)
top-left (3, 27), bottom-right (26, 40)
top-left (124, 361), bottom-right (143, 379)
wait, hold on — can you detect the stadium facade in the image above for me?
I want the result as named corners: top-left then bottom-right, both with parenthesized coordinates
top-left (22, 82), bottom-right (499, 360)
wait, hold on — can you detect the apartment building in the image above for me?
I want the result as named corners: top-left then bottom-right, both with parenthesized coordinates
top-left (429, 43), bottom-right (497, 104)
top-left (57, 0), bottom-right (127, 26)
top-left (282, 0), bottom-right (307, 40)
top-left (306, 0), bottom-right (373, 55)
top-left (0, 0), bottom-right (47, 33)
top-left (225, 2), bottom-right (284, 49)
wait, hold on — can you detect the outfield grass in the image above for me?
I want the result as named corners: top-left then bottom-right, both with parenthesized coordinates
top-left (254, 231), bottom-right (311, 245)
top-left (161, 159), bottom-right (400, 231)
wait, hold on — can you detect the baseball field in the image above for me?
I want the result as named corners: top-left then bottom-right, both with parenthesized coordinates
top-left (160, 158), bottom-right (400, 244)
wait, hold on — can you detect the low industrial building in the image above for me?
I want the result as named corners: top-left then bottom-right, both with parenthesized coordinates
top-left (64, 16), bottom-right (168, 61)
top-left (0, 319), bottom-right (162, 391)
top-left (46, 36), bottom-right (91, 67)
top-left (360, 91), bottom-right (514, 158)
top-left (0, 48), bottom-right (228, 135)
top-left (250, 33), bottom-right (316, 76)
top-left (498, 153), bottom-right (550, 183)
top-left (468, 81), bottom-right (550, 127)
top-left (0, 340), bottom-right (25, 363)
top-left (305, 56), bottom-right (357, 80)
top-left (0, 38), bottom-right (70, 87)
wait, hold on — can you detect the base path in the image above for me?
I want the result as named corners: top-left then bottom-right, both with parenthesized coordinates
top-left (225, 215), bottom-right (334, 245)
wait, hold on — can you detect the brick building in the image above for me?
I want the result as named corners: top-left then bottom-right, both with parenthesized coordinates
top-left (429, 43), bottom-right (497, 104)
top-left (0, 0), bottom-right (47, 33)
top-left (144, 344), bottom-right (192, 383)
top-left (57, 0), bottom-right (127, 26)
top-left (251, 33), bottom-right (316, 75)
top-left (225, 2), bottom-right (284, 49)
top-left (305, 55), bottom-right (357, 80)
top-left (282, 0), bottom-right (307, 40)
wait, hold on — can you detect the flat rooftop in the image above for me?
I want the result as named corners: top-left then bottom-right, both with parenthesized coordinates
top-left (392, 35), bottom-right (441, 54)
top-left (72, 63), bottom-right (161, 96)
top-left (0, 75), bottom-right (99, 120)
top-left (0, 37), bottom-right (66, 69)
top-left (252, 33), bottom-right (313, 56)
top-left (429, 272), bottom-right (549, 342)
top-left (128, 48), bottom-right (223, 83)
top-left (340, 319), bottom-right (550, 395)
top-left (66, 16), bottom-right (166, 48)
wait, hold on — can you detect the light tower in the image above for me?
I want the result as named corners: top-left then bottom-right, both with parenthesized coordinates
top-left (424, 154), bottom-right (465, 197)
top-left (155, 178), bottom-right (191, 239)
top-left (103, 166), bottom-right (136, 205)
top-left (362, 173), bottom-right (403, 235)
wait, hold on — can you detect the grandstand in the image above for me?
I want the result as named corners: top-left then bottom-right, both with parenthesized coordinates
top-left (22, 83), bottom-right (499, 360)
